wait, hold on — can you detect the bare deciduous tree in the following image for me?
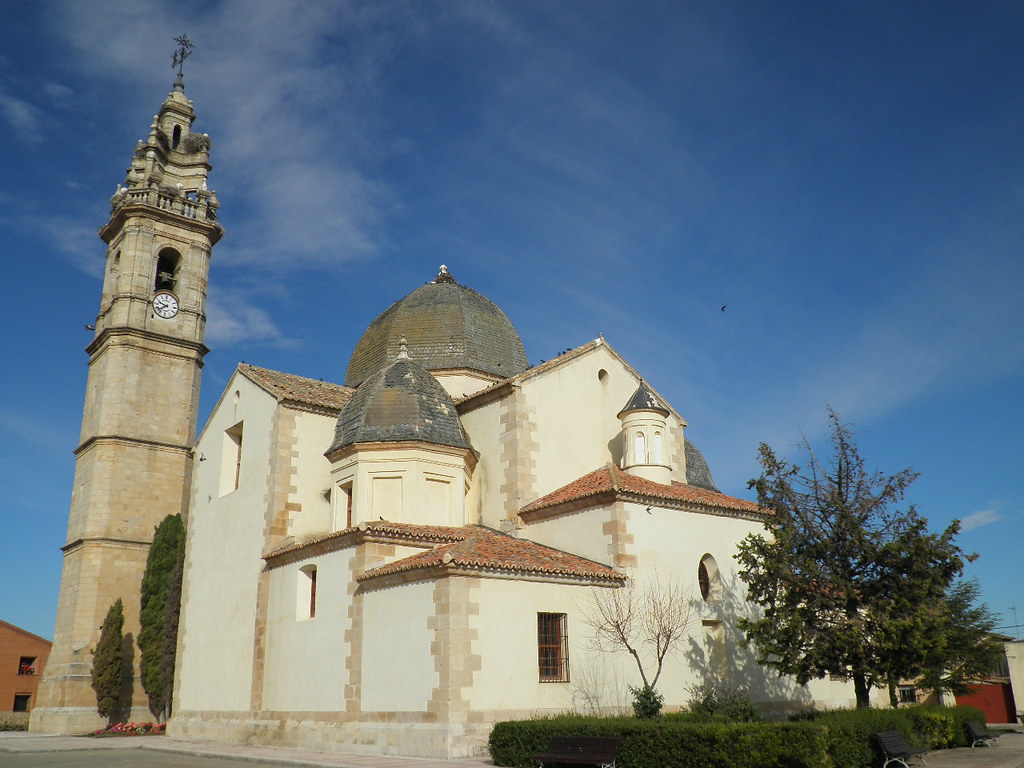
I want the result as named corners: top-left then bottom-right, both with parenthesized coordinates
top-left (582, 574), bottom-right (695, 691)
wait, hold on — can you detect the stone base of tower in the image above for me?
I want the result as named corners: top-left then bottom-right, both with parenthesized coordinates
top-left (29, 704), bottom-right (153, 734)
top-left (169, 712), bottom-right (492, 759)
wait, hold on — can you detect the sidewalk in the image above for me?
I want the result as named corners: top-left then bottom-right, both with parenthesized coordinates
top-left (2, 728), bottom-right (1022, 768)
top-left (0, 731), bottom-right (494, 768)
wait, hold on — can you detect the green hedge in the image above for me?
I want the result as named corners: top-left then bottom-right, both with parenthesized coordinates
top-left (488, 705), bottom-right (987, 768)
top-left (488, 716), bottom-right (829, 768)
top-left (797, 704), bottom-right (986, 768)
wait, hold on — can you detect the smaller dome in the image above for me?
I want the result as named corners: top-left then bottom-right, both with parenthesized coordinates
top-left (617, 381), bottom-right (670, 418)
top-left (327, 357), bottom-right (470, 456)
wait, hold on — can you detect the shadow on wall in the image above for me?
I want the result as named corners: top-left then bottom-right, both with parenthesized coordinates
top-left (113, 633), bottom-right (136, 724)
top-left (683, 571), bottom-right (814, 716)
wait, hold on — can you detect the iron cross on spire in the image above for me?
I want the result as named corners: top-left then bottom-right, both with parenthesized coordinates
top-left (171, 34), bottom-right (195, 77)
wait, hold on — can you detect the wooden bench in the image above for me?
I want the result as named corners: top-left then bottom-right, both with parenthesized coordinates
top-left (966, 721), bottom-right (1000, 748)
top-left (533, 736), bottom-right (623, 768)
top-left (874, 731), bottom-right (929, 768)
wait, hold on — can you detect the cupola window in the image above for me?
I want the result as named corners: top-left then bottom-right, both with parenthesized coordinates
top-left (155, 248), bottom-right (181, 293)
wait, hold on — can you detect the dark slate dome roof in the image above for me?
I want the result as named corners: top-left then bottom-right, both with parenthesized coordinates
top-left (684, 439), bottom-right (718, 492)
top-left (344, 267), bottom-right (529, 388)
top-left (617, 381), bottom-right (670, 418)
top-left (328, 357), bottom-right (470, 455)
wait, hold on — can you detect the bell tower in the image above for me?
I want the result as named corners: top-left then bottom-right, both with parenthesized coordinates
top-left (31, 46), bottom-right (223, 733)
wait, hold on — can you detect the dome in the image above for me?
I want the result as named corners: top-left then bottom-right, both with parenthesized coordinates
top-left (344, 267), bottom-right (528, 387)
top-left (327, 356), bottom-right (470, 456)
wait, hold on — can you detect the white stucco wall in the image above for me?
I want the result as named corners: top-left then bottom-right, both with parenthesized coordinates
top-left (361, 580), bottom-right (436, 712)
top-left (287, 408), bottom-right (337, 539)
top-left (178, 373), bottom-right (276, 711)
top-left (460, 345), bottom-right (693, 528)
top-left (261, 550), bottom-right (351, 711)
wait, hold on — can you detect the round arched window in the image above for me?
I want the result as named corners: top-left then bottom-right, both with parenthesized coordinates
top-left (698, 554), bottom-right (720, 603)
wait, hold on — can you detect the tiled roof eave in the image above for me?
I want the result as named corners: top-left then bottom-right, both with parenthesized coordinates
top-left (520, 488), bottom-right (766, 523)
top-left (358, 559), bottom-right (626, 587)
top-left (519, 489), bottom-right (618, 521)
top-left (264, 522), bottom-right (467, 568)
top-left (616, 490), bottom-right (766, 520)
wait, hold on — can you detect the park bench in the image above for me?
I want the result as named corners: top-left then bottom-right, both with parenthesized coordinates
top-left (533, 736), bottom-right (623, 768)
top-left (874, 730), bottom-right (929, 768)
top-left (966, 721), bottom-right (1000, 747)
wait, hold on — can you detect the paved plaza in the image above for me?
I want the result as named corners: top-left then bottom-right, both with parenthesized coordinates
top-left (1, 728), bottom-right (1022, 768)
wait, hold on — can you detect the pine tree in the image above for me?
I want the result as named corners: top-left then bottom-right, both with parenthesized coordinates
top-left (91, 599), bottom-right (125, 720)
top-left (138, 513), bottom-right (185, 720)
top-left (736, 409), bottom-right (965, 708)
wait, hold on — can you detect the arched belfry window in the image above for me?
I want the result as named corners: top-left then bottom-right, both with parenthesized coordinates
top-left (155, 248), bottom-right (181, 292)
top-left (172, 125), bottom-right (182, 150)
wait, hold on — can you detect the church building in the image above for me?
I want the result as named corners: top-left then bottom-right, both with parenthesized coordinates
top-left (33, 73), bottom-right (854, 757)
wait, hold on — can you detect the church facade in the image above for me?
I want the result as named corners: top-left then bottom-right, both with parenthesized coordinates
top-left (35, 77), bottom-right (856, 756)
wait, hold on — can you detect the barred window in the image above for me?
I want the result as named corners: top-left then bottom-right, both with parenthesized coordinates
top-left (538, 612), bottom-right (569, 682)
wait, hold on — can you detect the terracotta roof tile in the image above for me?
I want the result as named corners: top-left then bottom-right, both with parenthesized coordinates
top-left (239, 364), bottom-right (354, 412)
top-left (520, 464), bottom-right (765, 518)
top-left (358, 525), bottom-right (625, 583)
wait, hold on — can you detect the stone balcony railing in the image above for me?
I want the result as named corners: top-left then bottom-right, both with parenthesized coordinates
top-left (113, 186), bottom-right (218, 222)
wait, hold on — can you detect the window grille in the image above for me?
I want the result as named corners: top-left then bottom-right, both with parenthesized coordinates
top-left (538, 613), bottom-right (569, 682)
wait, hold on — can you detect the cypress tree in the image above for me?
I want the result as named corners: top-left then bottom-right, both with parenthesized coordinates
top-left (138, 513), bottom-right (185, 720)
top-left (159, 530), bottom-right (186, 720)
top-left (91, 599), bottom-right (125, 720)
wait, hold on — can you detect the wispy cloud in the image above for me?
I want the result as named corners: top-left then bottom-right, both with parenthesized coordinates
top-left (0, 92), bottom-right (43, 143)
top-left (206, 287), bottom-right (298, 349)
top-left (960, 507), bottom-right (1004, 533)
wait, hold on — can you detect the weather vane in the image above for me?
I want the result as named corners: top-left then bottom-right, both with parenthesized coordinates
top-left (171, 34), bottom-right (195, 77)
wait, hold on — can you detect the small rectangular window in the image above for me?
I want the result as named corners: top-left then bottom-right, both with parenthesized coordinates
top-left (538, 613), bottom-right (569, 682)
top-left (898, 686), bottom-right (917, 704)
top-left (18, 657), bottom-right (36, 675)
top-left (13, 694), bottom-right (31, 712)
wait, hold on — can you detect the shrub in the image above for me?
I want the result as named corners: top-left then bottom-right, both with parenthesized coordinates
top-left (687, 681), bottom-right (762, 722)
top-left (630, 684), bottom-right (664, 719)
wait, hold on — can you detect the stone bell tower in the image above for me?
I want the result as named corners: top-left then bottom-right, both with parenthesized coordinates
top-left (31, 54), bottom-right (223, 733)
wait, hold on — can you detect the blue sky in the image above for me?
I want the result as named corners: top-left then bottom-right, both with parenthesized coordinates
top-left (1, 1), bottom-right (1022, 643)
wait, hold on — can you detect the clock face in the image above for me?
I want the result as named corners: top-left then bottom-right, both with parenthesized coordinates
top-left (153, 291), bottom-right (179, 319)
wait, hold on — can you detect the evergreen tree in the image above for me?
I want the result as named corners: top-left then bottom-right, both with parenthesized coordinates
top-left (159, 531), bottom-right (186, 720)
top-left (91, 599), bottom-right (125, 720)
top-left (915, 579), bottom-right (1003, 698)
top-left (736, 409), bottom-right (965, 708)
top-left (138, 513), bottom-right (185, 720)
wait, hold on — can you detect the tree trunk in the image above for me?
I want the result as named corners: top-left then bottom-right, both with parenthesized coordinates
top-left (888, 679), bottom-right (899, 708)
top-left (853, 672), bottom-right (871, 709)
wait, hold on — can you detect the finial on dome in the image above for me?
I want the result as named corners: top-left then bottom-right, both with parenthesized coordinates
top-left (432, 264), bottom-right (457, 284)
top-left (397, 336), bottom-right (410, 360)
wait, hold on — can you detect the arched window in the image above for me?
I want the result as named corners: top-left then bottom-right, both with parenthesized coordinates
top-left (155, 248), bottom-right (181, 293)
top-left (653, 432), bottom-right (663, 464)
top-left (634, 432), bottom-right (646, 465)
top-left (698, 554), bottom-right (721, 603)
top-left (172, 125), bottom-right (182, 150)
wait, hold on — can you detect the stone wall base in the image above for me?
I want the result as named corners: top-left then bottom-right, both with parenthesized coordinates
top-left (29, 705), bottom-right (153, 735)
top-left (169, 712), bottom-right (493, 759)
top-left (0, 712), bottom-right (29, 728)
